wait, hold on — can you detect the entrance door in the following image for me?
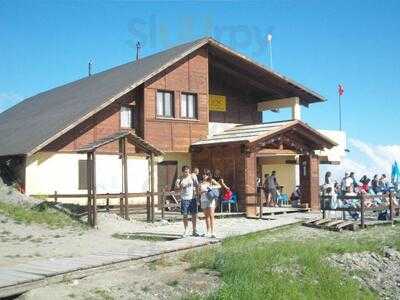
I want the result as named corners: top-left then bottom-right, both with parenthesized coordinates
top-left (157, 161), bottom-right (178, 192)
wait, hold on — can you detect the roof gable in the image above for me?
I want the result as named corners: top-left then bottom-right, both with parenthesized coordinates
top-left (191, 120), bottom-right (337, 150)
top-left (0, 37), bottom-right (326, 157)
top-left (0, 37), bottom-right (209, 156)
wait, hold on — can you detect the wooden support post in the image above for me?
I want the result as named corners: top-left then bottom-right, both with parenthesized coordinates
top-left (92, 151), bottom-right (97, 227)
top-left (119, 196), bottom-right (124, 217)
top-left (161, 187), bottom-right (165, 220)
top-left (322, 195), bottom-right (326, 219)
top-left (258, 188), bottom-right (263, 219)
top-left (106, 196), bottom-right (110, 212)
top-left (389, 192), bottom-right (395, 225)
top-left (150, 153), bottom-right (155, 223)
top-left (86, 152), bottom-right (92, 227)
top-left (146, 192), bottom-right (151, 222)
top-left (122, 137), bottom-right (129, 220)
top-left (360, 193), bottom-right (365, 229)
top-left (54, 190), bottom-right (58, 203)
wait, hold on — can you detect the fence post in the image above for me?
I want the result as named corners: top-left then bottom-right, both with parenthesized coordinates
top-left (119, 196), bottom-right (124, 217)
top-left (258, 189), bottom-right (263, 219)
top-left (106, 195), bottom-right (110, 212)
top-left (389, 192), bottom-right (394, 225)
top-left (161, 187), bottom-right (165, 220)
top-left (146, 192), bottom-right (151, 222)
top-left (360, 193), bottom-right (365, 229)
top-left (54, 191), bottom-right (58, 203)
top-left (322, 195), bottom-right (326, 219)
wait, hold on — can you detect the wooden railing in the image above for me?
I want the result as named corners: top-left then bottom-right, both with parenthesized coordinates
top-left (320, 192), bottom-right (398, 228)
top-left (31, 188), bottom-right (181, 224)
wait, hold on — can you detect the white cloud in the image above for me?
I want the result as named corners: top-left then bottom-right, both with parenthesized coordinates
top-left (0, 92), bottom-right (23, 112)
top-left (321, 138), bottom-right (400, 182)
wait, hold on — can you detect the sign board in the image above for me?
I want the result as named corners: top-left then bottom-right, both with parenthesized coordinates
top-left (209, 94), bottom-right (226, 112)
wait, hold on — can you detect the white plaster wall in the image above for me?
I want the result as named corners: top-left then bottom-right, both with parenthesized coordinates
top-left (26, 152), bottom-right (149, 204)
top-left (316, 129), bottom-right (347, 163)
top-left (261, 164), bottom-right (297, 197)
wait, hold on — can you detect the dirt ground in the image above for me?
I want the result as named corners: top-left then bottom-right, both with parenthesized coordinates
top-left (18, 252), bottom-right (220, 300)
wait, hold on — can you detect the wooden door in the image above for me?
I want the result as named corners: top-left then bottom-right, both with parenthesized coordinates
top-left (157, 161), bottom-right (178, 192)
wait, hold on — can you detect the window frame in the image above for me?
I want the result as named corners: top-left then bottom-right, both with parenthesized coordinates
top-left (156, 90), bottom-right (174, 118)
top-left (180, 92), bottom-right (198, 119)
top-left (78, 159), bottom-right (87, 190)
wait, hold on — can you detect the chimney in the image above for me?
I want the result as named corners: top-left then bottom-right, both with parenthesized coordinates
top-left (88, 61), bottom-right (92, 77)
top-left (136, 41), bottom-right (141, 61)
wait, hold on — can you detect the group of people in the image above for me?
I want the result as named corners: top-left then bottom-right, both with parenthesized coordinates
top-left (175, 166), bottom-right (231, 238)
top-left (323, 171), bottom-right (396, 196)
top-left (322, 171), bottom-right (399, 219)
top-left (261, 171), bottom-right (280, 207)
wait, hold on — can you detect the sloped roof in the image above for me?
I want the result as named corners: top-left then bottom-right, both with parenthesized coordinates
top-left (77, 130), bottom-right (163, 156)
top-left (191, 120), bottom-right (337, 149)
top-left (0, 36), bottom-right (326, 157)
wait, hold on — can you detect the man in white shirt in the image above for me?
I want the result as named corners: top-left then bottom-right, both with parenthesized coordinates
top-left (175, 166), bottom-right (199, 237)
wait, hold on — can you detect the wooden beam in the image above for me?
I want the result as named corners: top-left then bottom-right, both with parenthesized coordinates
top-left (122, 137), bottom-right (129, 220)
top-left (92, 150), bottom-right (97, 227)
top-left (86, 152), bottom-right (92, 226)
top-left (256, 149), bottom-right (298, 156)
top-left (257, 97), bottom-right (298, 110)
top-left (150, 153), bottom-right (155, 222)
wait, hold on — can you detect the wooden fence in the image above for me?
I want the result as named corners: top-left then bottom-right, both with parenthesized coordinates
top-left (31, 188), bottom-right (180, 226)
top-left (320, 192), bottom-right (398, 228)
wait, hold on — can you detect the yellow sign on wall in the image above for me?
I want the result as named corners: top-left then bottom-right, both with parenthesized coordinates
top-left (209, 94), bottom-right (227, 112)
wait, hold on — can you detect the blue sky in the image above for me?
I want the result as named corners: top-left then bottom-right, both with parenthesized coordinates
top-left (0, 0), bottom-right (399, 178)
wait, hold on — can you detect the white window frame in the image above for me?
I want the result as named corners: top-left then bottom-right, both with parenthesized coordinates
top-left (181, 93), bottom-right (197, 119)
top-left (120, 106), bottom-right (132, 128)
top-left (156, 91), bottom-right (174, 118)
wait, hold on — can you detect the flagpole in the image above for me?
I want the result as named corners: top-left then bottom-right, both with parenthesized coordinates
top-left (338, 92), bottom-right (342, 131)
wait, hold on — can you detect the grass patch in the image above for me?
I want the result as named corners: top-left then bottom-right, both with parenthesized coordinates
top-left (166, 279), bottom-right (179, 287)
top-left (184, 225), bottom-right (400, 299)
top-left (0, 202), bottom-right (83, 229)
top-left (93, 288), bottom-right (114, 300)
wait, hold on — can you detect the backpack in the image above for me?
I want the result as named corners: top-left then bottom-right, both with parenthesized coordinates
top-left (206, 187), bottom-right (219, 200)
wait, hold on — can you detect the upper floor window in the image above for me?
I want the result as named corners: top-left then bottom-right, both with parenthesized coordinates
top-left (156, 91), bottom-right (174, 118)
top-left (120, 106), bottom-right (132, 128)
top-left (181, 93), bottom-right (197, 119)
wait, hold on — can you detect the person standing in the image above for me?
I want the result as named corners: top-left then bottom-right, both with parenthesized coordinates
top-left (268, 171), bottom-right (278, 207)
top-left (323, 171), bottom-right (338, 217)
top-left (192, 167), bottom-right (202, 183)
top-left (175, 166), bottom-right (199, 237)
top-left (199, 169), bottom-right (220, 238)
top-left (371, 174), bottom-right (380, 194)
top-left (349, 172), bottom-right (358, 192)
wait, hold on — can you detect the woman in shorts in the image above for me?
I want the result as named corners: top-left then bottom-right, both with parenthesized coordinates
top-left (199, 169), bottom-right (220, 238)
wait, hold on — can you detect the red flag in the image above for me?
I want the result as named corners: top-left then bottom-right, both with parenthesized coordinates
top-left (338, 84), bottom-right (344, 96)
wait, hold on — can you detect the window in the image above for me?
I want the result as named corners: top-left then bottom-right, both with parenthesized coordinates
top-left (156, 91), bottom-right (174, 117)
top-left (181, 93), bottom-right (197, 119)
top-left (78, 160), bottom-right (87, 190)
top-left (120, 106), bottom-right (132, 128)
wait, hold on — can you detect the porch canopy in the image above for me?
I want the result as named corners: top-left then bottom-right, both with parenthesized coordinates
top-left (77, 130), bottom-right (163, 227)
top-left (191, 120), bottom-right (337, 217)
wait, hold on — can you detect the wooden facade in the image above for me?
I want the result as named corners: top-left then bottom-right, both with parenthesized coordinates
top-left (19, 41), bottom-right (334, 215)
top-left (142, 48), bottom-right (209, 153)
top-left (43, 90), bottom-right (143, 155)
top-left (191, 124), bottom-right (334, 216)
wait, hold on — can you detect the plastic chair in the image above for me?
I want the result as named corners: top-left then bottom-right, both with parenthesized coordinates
top-left (220, 192), bottom-right (239, 213)
top-left (277, 194), bottom-right (289, 206)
